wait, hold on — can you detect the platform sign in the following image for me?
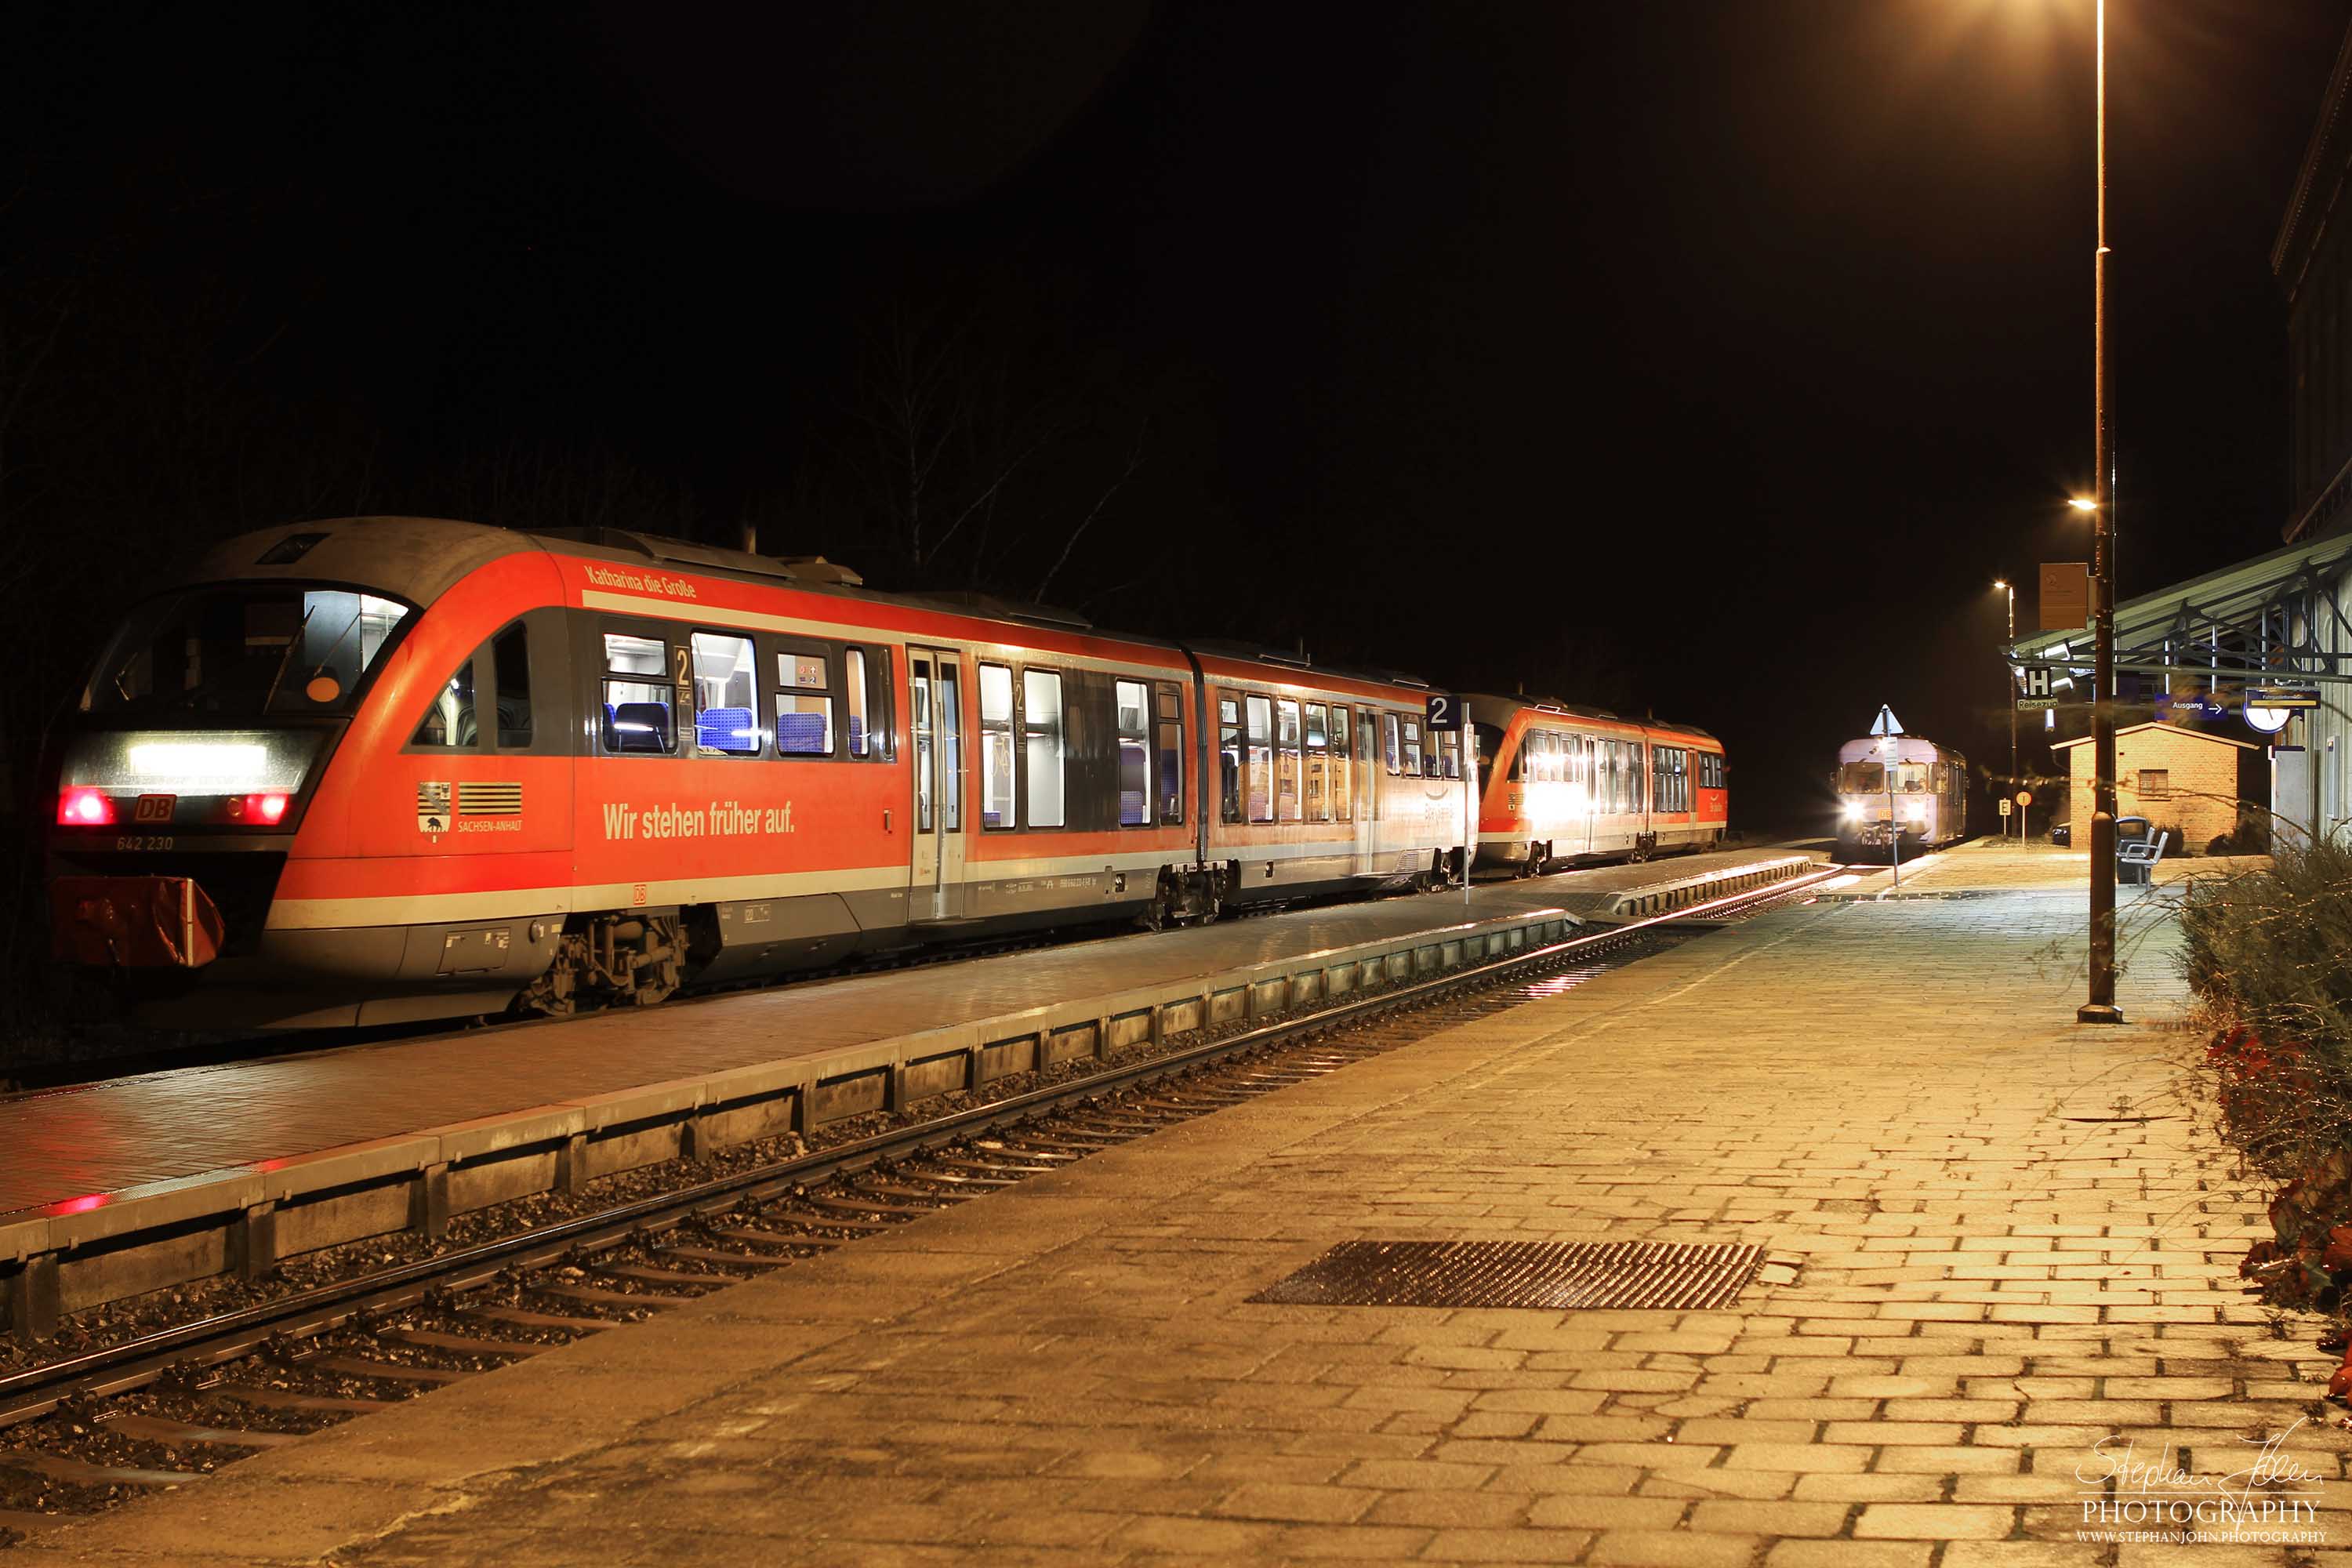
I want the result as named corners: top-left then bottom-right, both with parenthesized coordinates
top-left (2015, 667), bottom-right (2056, 711)
top-left (1998, 798), bottom-right (2012, 818)
top-left (2245, 685), bottom-right (2319, 708)
top-left (1424, 693), bottom-right (1463, 732)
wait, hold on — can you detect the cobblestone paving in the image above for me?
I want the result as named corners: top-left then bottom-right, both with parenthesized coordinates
top-left (17, 877), bottom-right (2336, 1567)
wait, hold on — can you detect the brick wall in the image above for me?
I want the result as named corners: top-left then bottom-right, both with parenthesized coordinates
top-left (2065, 728), bottom-right (2249, 851)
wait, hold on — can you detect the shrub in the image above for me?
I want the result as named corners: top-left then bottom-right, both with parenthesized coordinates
top-left (2183, 837), bottom-right (2352, 1314)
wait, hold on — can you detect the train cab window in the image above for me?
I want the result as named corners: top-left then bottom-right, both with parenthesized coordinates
top-left (1276, 698), bottom-right (1303, 822)
top-left (411, 648), bottom-right (477, 748)
top-left (1383, 713), bottom-right (1401, 775)
top-left (1304, 702), bottom-right (1330, 822)
top-left (601, 631), bottom-right (674, 755)
top-left (772, 646), bottom-right (834, 756)
top-left (1245, 695), bottom-right (1275, 823)
top-left (978, 663), bottom-right (1015, 828)
top-left (1218, 692), bottom-right (1243, 823)
top-left (1401, 717), bottom-right (1423, 778)
top-left (1022, 668), bottom-right (1065, 828)
top-left (1115, 679), bottom-right (1151, 826)
top-left (1154, 683), bottom-right (1185, 825)
top-left (492, 623), bottom-right (532, 748)
top-left (1330, 704), bottom-right (1353, 820)
top-left (690, 633), bottom-right (760, 755)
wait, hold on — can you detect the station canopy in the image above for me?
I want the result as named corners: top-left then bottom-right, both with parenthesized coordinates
top-left (2006, 531), bottom-right (2352, 685)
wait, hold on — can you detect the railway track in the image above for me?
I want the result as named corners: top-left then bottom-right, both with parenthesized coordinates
top-left (0, 862), bottom-right (1844, 1544)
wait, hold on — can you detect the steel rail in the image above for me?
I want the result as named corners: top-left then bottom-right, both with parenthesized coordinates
top-left (0, 859), bottom-right (1842, 1428)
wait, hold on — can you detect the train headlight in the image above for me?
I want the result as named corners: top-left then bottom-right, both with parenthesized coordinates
top-left (1840, 800), bottom-right (1863, 821)
top-left (1904, 801), bottom-right (1927, 823)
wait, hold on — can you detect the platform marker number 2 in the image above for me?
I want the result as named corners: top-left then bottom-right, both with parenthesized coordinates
top-left (1425, 693), bottom-right (1461, 732)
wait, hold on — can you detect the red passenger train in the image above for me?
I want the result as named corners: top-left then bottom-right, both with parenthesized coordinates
top-left (1467, 695), bottom-right (1726, 874)
top-left (48, 518), bottom-right (1486, 1029)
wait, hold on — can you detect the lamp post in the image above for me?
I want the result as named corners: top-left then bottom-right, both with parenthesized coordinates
top-left (1996, 579), bottom-right (2016, 841)
top-left (2077, 0), bottom-right (2122, 1024)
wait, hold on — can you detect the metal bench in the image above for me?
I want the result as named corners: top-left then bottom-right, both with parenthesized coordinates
top-left (2115, 815), bottom-right (2169, 885)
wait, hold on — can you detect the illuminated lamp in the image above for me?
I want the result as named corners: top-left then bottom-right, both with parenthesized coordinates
top-left (57, 787), bottom-right (114, 826)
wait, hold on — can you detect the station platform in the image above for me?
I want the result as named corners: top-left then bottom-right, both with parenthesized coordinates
top-left (0, 848), bottom-right (1816, 1332)
top-left (14, 849), bottom-right (2327, 1565)
top-left (1820, 838), bottom-right (2268, 898)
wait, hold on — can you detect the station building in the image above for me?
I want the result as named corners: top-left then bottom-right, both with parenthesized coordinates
top-left (2049, 722), bottom-right (2260, 853)
top-left (2008, 21), bottom-right (2352, 848)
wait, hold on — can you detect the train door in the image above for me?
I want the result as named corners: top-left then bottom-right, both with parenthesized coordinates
top-left (907, 648), bottom-right (966, 922)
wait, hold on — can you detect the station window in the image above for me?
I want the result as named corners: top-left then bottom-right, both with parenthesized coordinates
top-left (1218, 691), bottom-right (1243, 824)
top-left (1330, 704), bottom-right (1353, 820)
top-left (978, 663), bottom-right (1015, 829)
top-left (601, 630), bottom-right (674, 755)
top-left (412, 647), bottom-right (477, 749)
top-left (1154, 682), bottom-right (1185, 825)
top-left (1023, 667), bottom-right (1065, 829)
top-left (690, 632), bottom-right (760, 755)
top-left (1116, 679), bottom-right (1151, 827)
top-left (1304, 702), bottom-right (1330, 822)
top-left (2137, 768), bottom-right (2170, 797)
top-left (1245, 695), bottom-right (1275, 823)
top-left (773, 644), bottom-right (834, 757)
top-left (1276, 698), bottom-right (1303, 822)
top-left (1401, 717), bottom-right (1423, 778)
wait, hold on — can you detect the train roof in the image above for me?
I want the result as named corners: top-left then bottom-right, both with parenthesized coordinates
top-left (175, 517), bottom-right (1440, 697)
top-left (1837, 735), bottom-right (1962, 764)
top-left (1461, 692), bottom-right (1717, 742)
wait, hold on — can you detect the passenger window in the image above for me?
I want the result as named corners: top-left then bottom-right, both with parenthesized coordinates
top-left (1276, 698), bottom-right (1303, 822)
top-left (601, 631), bottom-right (673, 754)
top-left (1155, 683), bottom-right (1185, 825)
top-left (845, 648), bottom-right (871, 758)
top-left (492, 623), bottom-right (532, 748)
top-left (1436, 729), bottom-right (1460, 780)
top-left (979, 663), bottom-right (1014, 829)
top-left (773, 646), bottom-right (834, 756)
top-left (913, 664), bottom-right (935, 832)
top-left (1246, 695), bottom-right (1275, 823)
top-left (1116, 679), bottom-right (1150, 827)
top-left (1304, 702), bottom-right (1330, 822)
top-left (1402, 717), bottom-right (1423, 778)
top-left (1330, 704), bottom-right (1352, 821)
top-left (691, 632), bottom-right (760, 755)
top-left (1023, 668), bottom-right (1065, 828)
top-left (1384, 713), bottom-right (1401, 775)
top-left (412, 647), bottom-right (477, 748)
top-left (1218, 692), bottom-right (1243, 824)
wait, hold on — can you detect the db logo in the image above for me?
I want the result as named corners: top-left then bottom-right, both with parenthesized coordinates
top-left (631, 884), bottom-right (648, 906)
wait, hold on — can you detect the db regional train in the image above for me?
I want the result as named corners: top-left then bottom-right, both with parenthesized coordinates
top-left (1468, 696), bottom-right (1726, 873)
top-left (1832, 734), bottom-right (1968, 860)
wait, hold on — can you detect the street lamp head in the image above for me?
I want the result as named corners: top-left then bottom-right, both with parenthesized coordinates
top-left (2067, 497), bottom-right (2098, 513)
top-left (1993, 579), bottom-right (2008, 590)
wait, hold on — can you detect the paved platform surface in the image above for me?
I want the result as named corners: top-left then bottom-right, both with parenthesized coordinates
top-left (0, 848), bottom-right (1806, 1219)
top-left (18, 855), bottom-right (2333, 1565)
top-left (1823, 839), bottom-right (2267, 898)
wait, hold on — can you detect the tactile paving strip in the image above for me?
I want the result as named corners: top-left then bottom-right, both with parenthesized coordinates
top-left (1249, 1239), bottom-right (1767, 1311)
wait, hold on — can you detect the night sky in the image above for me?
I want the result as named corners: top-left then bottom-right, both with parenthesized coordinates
top-left (6, 1), bottom-right (2347, 830)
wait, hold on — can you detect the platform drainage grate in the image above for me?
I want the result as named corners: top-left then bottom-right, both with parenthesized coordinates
top-left (1249, 1240), bottom-right (1768, 1311)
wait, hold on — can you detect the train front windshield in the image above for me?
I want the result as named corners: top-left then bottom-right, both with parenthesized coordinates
top-left (84, 586), bottom-right (411, 719)
top-left (1839, 761), bottom-right (1929, 793)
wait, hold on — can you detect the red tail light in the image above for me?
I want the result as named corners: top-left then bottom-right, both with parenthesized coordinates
top-left (224, 793), bottom-right (292, 826)
top-left (57, 788), bottom-right (114, 826)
